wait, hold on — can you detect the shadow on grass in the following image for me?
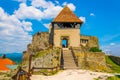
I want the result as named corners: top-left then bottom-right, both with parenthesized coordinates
top-left (116, 75), bottom-right (120, 78)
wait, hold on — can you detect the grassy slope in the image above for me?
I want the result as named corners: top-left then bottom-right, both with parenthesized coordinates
top-left (106, 55), bottom-right (120, 73)
top-left (107, 75), bottom-right (120, 80)
top-left (94, 56), bottom-right (120, 80)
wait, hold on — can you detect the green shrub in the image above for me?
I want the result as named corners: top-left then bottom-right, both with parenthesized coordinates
top-left (90, 47), bottom-right (102, 52)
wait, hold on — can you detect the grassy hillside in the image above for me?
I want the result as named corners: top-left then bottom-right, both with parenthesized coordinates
top-left (106, 55), bottom-right (120, 73)
top-left (95, 56), bottom-right (120, 80)
top-left (107, 75), bottom-right (120, 80)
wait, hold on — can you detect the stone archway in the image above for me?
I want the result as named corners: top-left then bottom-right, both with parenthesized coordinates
top-left (61, 36), bottom-right (69, 48)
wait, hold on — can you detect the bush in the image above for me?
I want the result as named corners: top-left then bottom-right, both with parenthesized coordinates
top-left (90, 47), bottom-right (102, 52)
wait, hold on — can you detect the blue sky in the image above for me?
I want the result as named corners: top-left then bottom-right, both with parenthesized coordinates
top-left (0, 0), bottom-right (120, 56)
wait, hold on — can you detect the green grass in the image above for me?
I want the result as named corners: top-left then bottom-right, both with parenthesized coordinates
top-left (33, 69), bottom-right (59, 76)
top-left (94, 75), bottom-right (120, 80)
top-left (34, 50), bottom-right (48, 58)
top-left (33, 49), bottom-right (60, 59)
top-left (90, 47), bottom-right (102, 52)
top-left (107, 75), bottom-right (120, 80)
top-left (34, 49), bottom-right (53, 59)
top-left (106, 56), bottom-right (120, 73)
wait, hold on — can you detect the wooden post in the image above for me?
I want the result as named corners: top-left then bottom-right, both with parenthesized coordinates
top-left (28, 54), bottom-right (32, 74)
top-left (28, 53), bottom-right (34, 80)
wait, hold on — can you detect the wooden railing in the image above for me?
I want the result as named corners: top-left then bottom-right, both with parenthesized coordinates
top-left (70, 47), bottom-right (78, 67)
top-left (12, 67), bottom-right (31, 80)
top-left (31, 66), bottom-right (59, 75)
top-left (60, 48), bottom-right (64, 69)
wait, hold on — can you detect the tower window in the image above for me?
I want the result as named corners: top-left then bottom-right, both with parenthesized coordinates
top-left (63, 23), bottom-right (71, 28)
top-left (57, 23), bottom-right (78, 28)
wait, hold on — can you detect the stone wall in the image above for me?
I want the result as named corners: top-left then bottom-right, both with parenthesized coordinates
top-left (74, 50), bottom-right (107, 71)
top-left (31, 32), bottom-right (49, 52)
top-left (54, 29), bottom-right (80, 47)
top-left (31, 49), bottom-right (60, 69)
top-left (80, 35), bottom-right (99, 48)
top-left (22, 30), bottom-right (101, 72)
top-left (22, 32), bottom-right (50, 70)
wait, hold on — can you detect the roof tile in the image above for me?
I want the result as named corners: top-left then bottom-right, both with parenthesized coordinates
top-left (53, 6), bottom-right (83, 23)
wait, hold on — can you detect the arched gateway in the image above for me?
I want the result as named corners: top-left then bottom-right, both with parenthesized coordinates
top-left (61, 36), bottom-right (69, 48)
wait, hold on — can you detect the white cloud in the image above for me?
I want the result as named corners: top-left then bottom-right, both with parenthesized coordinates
top-left (110, 43), bottom-right (116, 46)
top-left (31, 0), bottom-right (63, 19)
top-left (13, 0), bottom-right (27, 3)
top-left (31, 0), bottom-right (55, 8)
top-left (14, 3), bottom-right (43, 20)
top-left (22, 21), bottom-right (33, 32)
top-left (62, 2), bottom-right (76, 11)
top-left (79, 16), bottom-right (86, 23)
top-left (55, 0), bottom-right (59, 4)
top-left (100, 34), bottom-right (120, 56)
top-left (101, 43), bottom-right (120, 56)
top-left (62, 2), bottom-right (67, 6)
top-left (43, 23), bottom-right (50, 29)
top-left (15, 1), bottom-right (63, 20)
top-left (15, 1), bottom-right (76, 20)
top-left (67, 3), bottom-right (76, 11)
top-left (0, 0), bottom-right (77, 53)
top-left (90, 13), bottom-right (95, 16)
top-left (43, 6), bottom-right (62, 19)
top-left (0, 7), bottom-right (32, 53)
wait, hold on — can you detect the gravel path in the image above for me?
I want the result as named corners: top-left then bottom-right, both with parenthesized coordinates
top-left (30, 69), bottom-right (113, 80)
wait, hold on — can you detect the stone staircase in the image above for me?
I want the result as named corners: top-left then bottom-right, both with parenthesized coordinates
top-left (63, 48), bottom-right (78, 69)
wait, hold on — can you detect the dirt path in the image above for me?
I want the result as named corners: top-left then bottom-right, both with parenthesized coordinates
top-left (30, 69), bottom-right (113, 80)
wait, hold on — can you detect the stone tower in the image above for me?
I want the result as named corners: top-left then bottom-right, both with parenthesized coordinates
top-left (49, 6), bottom-right (83, 48)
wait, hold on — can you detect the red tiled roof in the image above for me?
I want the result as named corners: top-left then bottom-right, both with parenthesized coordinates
top-left (0, 58), bottom-right (15, 71)
top-left (52, 6), bottom-right (83, 23)
top-left (0, 65), bottom-right (9, 70)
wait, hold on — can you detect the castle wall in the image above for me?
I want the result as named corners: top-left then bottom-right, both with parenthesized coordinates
top-left (75, 51), bottom-right (107, 71)
top-left (54, 29), bottom-right (80, 48)
top-left (80, 35), bottom-right (99, 48)
top-left (31, 49), bottom-right (60, 68)
top-left (22, 32), bottom-right (49, 70)
top-left (31, 32), bottom-right (49, 52)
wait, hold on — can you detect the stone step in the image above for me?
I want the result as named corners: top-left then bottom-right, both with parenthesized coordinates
top-left (64, 65), bottom-right (77, 67)
top-left (64, 60), bottom-right (75, 62)
top-left (64, 61), bottom-right (75, 63)
top-left (64, 64), bottom-right (76, 66)
top-left (62, 49), bottom-right (78, 69)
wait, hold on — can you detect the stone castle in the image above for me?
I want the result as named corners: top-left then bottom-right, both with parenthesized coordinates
top-left (22, 6), bottom-right (107, 72)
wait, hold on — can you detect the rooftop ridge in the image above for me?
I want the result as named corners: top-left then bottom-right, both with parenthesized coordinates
top-left (52, 6), bottom-right (83, 23)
